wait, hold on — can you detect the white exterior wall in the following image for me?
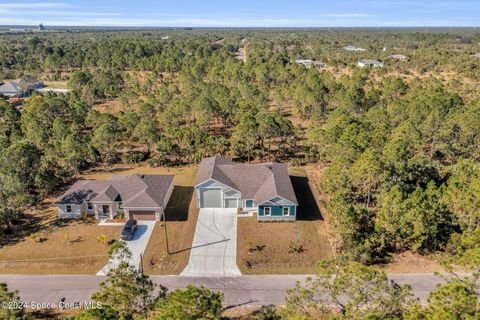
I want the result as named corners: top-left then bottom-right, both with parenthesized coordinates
top-left (57, 203), bottom-right (86, 219)
top-left (196, 179), bottom-right (242, 208)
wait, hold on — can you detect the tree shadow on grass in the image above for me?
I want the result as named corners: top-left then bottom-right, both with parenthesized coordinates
top-left (0, 212), bottom-right (48, 247)
top-left (0, 204), bottom-right (98, 247)
top-left (290, 175), bottom-right (323, 221)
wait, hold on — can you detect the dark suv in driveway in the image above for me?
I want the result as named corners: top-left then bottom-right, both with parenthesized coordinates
top-left (121, 219), bottom-right (137, 240)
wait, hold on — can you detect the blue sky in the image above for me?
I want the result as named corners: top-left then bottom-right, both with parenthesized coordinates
top-left (0, 0), bottom-right (479, 27)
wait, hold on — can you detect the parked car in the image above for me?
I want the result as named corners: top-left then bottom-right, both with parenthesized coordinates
top-left (121, 219), bottom-right (137, 240)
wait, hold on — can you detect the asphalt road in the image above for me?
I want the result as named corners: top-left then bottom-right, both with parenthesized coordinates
top-left (0, 274), bottom-right (449, 307)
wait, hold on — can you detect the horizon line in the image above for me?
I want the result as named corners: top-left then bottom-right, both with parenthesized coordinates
top-left (1, 25), bottom-right (480, 28)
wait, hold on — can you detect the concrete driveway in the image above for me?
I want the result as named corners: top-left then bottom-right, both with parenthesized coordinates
top-left (181, 208), bottom-right (241, 276)
top-left (97, 220), bottom-right (156, 275)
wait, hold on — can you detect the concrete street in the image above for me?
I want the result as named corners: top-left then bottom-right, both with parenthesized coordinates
top-left (0, 274), bottom-right (450, 307)
top-left (181, 208), bottom-right (241, 276)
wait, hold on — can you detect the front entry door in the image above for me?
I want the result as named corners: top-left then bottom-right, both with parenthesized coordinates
top-left (102, 205), bottom-right (110, 215)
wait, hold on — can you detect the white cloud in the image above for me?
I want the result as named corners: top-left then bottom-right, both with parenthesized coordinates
top-left (2, 10), bottom-right (121, 17)
top-left (0, 2), bottom-right (67, 9)
top-left (324, 13), bottom-right (374, 18)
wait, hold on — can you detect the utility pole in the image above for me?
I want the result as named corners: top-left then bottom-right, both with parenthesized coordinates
top-left (163, 212), bottom-right (170, 254)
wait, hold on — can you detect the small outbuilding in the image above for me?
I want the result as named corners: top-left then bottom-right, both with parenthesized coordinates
top-left (387, 54), bottom-right (408, 61)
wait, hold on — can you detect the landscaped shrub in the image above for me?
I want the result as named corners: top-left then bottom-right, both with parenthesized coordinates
top-left (114, 212), bottom-right (125, 220)
top-left (97, 234), bottom-right (108, 245)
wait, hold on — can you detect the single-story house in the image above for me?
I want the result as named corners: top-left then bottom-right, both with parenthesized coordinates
top-left (357, 59), bottom-right (384, 68)
top-left (55, 174), bottom-right (174, 221)
top-left (344, 45), bottom-right (366, 51)
top-left (0, 81), bottom-right (23, 97)
top-left (0, 80), bottom-right (44, 98)
top-left (195, 156), bottom-right (298, 221)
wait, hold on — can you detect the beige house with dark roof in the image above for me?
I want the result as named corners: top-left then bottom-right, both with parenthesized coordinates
top-left (55, 174), bottom-right (174, 221)
top-left (195, 156), bottom-right (298, 221)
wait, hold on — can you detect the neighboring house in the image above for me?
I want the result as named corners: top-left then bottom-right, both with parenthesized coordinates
top-left (195, 156), bottom-right (298, 221)
top-left (344, 45), bottom-right (366, 51)
top-left (387, 54), bottom-right (408, 61)
top-left (0, 80), bottom-right (44, 98)
top-left (357, 59), bottom-right (384, 68)
top-left (55, 174), bottom-right (174, 221)
top-left (0, 81), bottom-right (23, 97)
top-left (295, 59), bottom-right (327, 68)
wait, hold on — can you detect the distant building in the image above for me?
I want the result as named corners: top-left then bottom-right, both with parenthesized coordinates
top-left (0, 80), bottom-right (44, 98)
top-left (161, 36), bottom-right (169, 40)
top-left (0, 81), bottom-right (23, 97)
top-left (295, 59), bottom-right (326, 68)
top-left (357, 59), bottom-right (384, 68)
top-left (344, 45), bottom-right (366, 51)
top-left (38, 23), bottom-right (46, 31)
top-left (387, 54), bottom-right (408, 61)
top-left (234, 48), bottom-right (246, 62)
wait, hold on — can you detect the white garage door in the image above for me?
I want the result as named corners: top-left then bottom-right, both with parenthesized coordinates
top-left (199, 188), bottom-right (222, 208)
top-left (224, 198), bottom-right (238, 208)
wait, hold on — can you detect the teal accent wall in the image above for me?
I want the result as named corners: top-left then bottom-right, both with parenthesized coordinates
top-left (246, 200), bottom-right (255, 208)
top-left (258, 205), bottom-right (296, 217)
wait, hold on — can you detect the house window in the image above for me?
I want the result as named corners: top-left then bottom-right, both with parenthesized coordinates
top-left (283, 207), bottom-right (290, 216)
top-left (118, 201), bottom-right (123, 209)
top-left (264, 207), bottom-right (271, 216)
top-left (87, 202), bottom-right (93, 210)
top-left (66, 205), bottom-right (72, 213)
top-left (246, 200), bottom-right (255, 208)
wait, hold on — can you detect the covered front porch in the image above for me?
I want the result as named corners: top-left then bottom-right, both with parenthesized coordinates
top-left (91, 201), bottom-right (122, 220)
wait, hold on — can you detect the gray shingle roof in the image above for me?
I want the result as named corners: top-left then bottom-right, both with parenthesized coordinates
top-left (56, 174), bottom-right (174, 207)
top-left (196, 156), bottom-right (298, 205)
top-left (0, 81), bottom-right (22, 96)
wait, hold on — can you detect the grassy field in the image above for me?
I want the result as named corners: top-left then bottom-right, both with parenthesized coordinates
top-left (237, 167), bottom-right (334, 274)
top-left (0, 206), bottom-right (120, 274)
top-left (0, 164), bottom-right (198, 275)
top-left (43, 81), bottom-right (69, 89)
